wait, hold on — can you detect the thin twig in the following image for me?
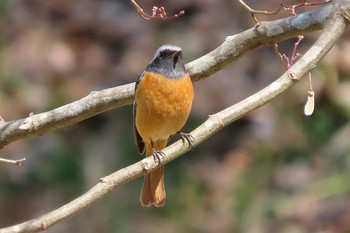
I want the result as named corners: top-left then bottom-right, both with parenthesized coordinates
top-left (274, 43), bottom-right (289, 70)
top-left (129, 0), bottom-right (184, 20)
top-left (238, 0), bottom-right (332, 23)
top-left (282, 0), bottom-right (333, 16)
top-left (274, 35), bottom-right (304, 70)
top-left (290, 35), bottom-right (304, 66)
top-left (238, 0), bottom-right (282, 23)
top-left (0, 157), bottom-right (26, 166)
top-left (0, 2), bottom-right (347, 231)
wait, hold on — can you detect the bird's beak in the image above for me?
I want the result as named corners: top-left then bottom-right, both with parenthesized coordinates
top-left (171, 51), bottom-right (182, 58)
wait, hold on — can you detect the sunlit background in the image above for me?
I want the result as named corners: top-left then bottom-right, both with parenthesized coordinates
top-left (1, 0), bottom-right (350, 232)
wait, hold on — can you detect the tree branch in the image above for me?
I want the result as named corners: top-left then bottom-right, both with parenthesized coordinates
top-left (0, 0), bottom-right (346, 150)
top-left (0, 83), bottom-right (135, 149)
top-left (1, 1), bottom-right (348, 231)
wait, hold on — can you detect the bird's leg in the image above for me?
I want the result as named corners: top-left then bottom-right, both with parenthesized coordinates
top-left (151, 141), bottom-right (165, 164)
top-left (176, 132), bottom-right (194, 149)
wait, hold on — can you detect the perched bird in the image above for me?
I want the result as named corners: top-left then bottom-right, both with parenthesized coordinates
top-left (133, 45), bottom-right (194, 207)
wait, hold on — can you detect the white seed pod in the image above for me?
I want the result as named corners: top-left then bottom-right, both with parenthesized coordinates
top-left (304, 90), bottom-right (315, 116)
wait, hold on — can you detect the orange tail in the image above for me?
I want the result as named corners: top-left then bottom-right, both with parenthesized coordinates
top-left (140, 140), bottom-right (167, 207)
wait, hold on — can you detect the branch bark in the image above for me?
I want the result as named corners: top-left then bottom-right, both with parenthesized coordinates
top-left (1, 0), bottom-right (349, 232)
top-left (0, 0), bottom-right (347, 149)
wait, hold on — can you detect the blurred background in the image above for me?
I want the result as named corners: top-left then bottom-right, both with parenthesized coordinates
top-left (1, 0), bottom-right (350, 232)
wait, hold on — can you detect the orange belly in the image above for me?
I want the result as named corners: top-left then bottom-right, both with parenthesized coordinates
top-left (135, 72), bottom-right (194, 143)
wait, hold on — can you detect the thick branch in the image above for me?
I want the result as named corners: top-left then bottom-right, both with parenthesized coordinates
top-left (0, 0), bottom-right (347, 149)
top-left (0, 4), bottom-right (347, 232)
top-left (0, 84), bottom-right (134, 149)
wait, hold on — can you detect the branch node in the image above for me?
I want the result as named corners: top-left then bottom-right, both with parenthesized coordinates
top-left (15, 158), bottom-right (26, 166)
top-left (99, 177), bottom-right (107, 183)
top-left (41, 223), bottom-right (48, 230)
top-left (141, 160), bottom-right (151, 171)
top-left (99, 178), bottom-right (116, 190)
top-left (19, 121), bottom-right (32, 131)
top-left (288, 72), bottom-right (297, 80)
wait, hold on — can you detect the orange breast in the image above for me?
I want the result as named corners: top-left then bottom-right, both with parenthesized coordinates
top-left (135, 72), bottom-right (194, 143)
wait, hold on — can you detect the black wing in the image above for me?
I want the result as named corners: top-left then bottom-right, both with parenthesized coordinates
top-left (133, 72), bottom-right (145, 154)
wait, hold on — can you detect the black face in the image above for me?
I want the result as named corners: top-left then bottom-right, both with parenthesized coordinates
top-left (146, 46), bottom-right (187, 79)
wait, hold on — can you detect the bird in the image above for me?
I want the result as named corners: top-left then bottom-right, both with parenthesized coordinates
top-left (133, 44), bottom-right (194, 207)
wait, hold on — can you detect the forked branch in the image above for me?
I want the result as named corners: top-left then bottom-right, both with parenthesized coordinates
top-left (238, 0), bottom-right (333, 23)
top-left (129, 0), bottom-right (184, 20)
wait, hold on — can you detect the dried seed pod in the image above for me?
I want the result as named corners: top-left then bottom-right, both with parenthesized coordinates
top-left (304, 72), bottom-right (315, 116)
top-left (304, 90), bottom-right (315, 116)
